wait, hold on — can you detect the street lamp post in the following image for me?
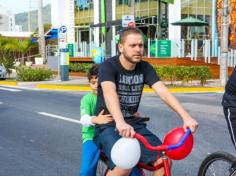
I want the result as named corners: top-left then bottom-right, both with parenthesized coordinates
top-left (220, 0), bottom-right (230, 86)
top-left (130, 0), bottom-right (135, 17)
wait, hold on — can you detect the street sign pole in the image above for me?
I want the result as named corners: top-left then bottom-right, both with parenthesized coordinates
top-left (59, 25), bottom-right (69, 81)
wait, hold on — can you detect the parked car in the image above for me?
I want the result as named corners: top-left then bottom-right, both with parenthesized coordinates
top-left (0, 65), bottom-right (6, 80)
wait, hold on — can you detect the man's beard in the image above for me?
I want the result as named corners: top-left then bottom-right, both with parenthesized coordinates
top-left (123, 50), bottom-right (142, 64)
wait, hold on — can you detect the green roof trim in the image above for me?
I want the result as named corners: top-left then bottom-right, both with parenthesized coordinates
top-left (161, 0), bottom-right (174, 4)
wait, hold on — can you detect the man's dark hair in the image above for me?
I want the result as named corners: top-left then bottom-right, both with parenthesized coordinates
top-left (119, 27), bottom-right (143, 44)
top-left (87, 64), bottom-right (99, 81)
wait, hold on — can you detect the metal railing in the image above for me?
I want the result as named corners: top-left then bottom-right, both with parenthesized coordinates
top-left (73, 39), bottom-right (236, 67)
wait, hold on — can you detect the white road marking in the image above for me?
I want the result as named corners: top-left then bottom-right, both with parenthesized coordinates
top-left (0, 86), bottom-right (22, 92)
top-left (0, 85), bottom-right (41, 91)
top-left (37, 112), bottom-right (82, 125)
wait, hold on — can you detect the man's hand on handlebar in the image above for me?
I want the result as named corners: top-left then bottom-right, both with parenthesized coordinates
top-left (116, 121), bottom-right (135, 138)
top-left (183, 115), bottom-right (198, 133)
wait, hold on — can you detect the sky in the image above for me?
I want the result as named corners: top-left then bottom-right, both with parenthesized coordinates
top-left (0, 0), bottom-right (51, 14)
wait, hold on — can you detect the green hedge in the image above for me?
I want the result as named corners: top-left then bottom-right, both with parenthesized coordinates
top-left (154, 66), bottom-right (212, 86)
top-left (68, 63), bottom-right (212, 86)
top-left (69, 63), bottom-right (93, 72)
top-left (16, 67), bottom-right (53, 81)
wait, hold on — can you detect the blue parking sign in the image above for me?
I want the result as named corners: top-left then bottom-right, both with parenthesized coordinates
top-left (60, 25), bottom-right (67, 33)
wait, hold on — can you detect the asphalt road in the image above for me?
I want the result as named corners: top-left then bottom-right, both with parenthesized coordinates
top-left (0, 86), bottom-right (234, 176)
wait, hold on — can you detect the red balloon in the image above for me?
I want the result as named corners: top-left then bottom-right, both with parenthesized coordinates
top-left (163, 127), bottom-right (194, 160)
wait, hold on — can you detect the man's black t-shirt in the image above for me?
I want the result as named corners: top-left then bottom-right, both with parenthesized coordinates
top-left (95, 56), bottom-right (160, 129)
top-left (222, 67), bottom-right (236, 107)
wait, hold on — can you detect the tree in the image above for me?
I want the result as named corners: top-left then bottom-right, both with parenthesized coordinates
top-left (17, 39), bottom-right (36, 64)
top-left (0, 36), bottom-right (36, 66)
top-left (38, 0), bottom-right (46, 62)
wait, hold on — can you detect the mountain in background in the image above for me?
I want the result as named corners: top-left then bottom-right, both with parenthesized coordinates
top-left (15, 4), bottom-right (51, 32)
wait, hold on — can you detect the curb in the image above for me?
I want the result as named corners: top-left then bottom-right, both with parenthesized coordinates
top-left (0, 82), bottom-right (224, 93)
top-left (0, 81), bottom-right (17, 86)
top-left (168, 87), bottom-right (224, 93)
top-left (36, 84), bottom-right (92, 91)
top-left (36, 84), bottom-right (224, 93)
top-left (144, 87), bottom-right (224, 93)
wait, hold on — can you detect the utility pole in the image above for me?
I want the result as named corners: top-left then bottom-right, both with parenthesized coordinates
top-left (130, 0), bottom-right (135, 17)
top-left (105, 0), bottom-right (112, 58)
top-left (28, 0), bottom-right (31, 32)
top-left (37, 0), bottom-right (46, 62)
top-left (158, 0), bottom-right (162, 39)
top-left (220, 0), bottom-right (230, 86)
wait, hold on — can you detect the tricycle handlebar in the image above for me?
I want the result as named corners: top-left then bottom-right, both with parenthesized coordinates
top-left (134, 128), bottom-right (192, 152)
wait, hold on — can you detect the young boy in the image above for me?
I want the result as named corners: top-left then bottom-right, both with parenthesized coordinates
top-left (79, 64), bottom-right (113, 176)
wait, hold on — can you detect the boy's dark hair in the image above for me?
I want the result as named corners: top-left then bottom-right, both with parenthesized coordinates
top-left (119, 27), bottom-right (143, 44)
top-left (87, 64), bottom-right (99, 81)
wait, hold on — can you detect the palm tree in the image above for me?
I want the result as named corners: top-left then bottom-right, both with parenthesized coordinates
top-left (1, 36), bottom-right (36, 64)
top-left (15, 39), bottom-right (36, 64)
top-left (0, 36), bottom-right (9, 61)
top-left (0, 37), bottom-right (18, 77)
top-left (3, 38), bottom-right (19, 58)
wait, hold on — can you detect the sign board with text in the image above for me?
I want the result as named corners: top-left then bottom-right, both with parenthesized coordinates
top-left (157, 40), bottom-right (171, 58)
top-left (59, 25), bottom-right (69, 65)
top-left (68, 43), bottom-right (74, 57)
top-left (122, 15), bottom-right (135, 27)
top-left (59, 25), bottom-right (67, 49)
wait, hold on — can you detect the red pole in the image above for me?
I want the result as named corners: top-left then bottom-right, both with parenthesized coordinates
top-left (163, 157), bottom-right (171, 176)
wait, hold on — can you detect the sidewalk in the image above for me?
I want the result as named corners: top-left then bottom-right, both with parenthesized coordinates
top-left (0, 76), bottom-right (224, 93)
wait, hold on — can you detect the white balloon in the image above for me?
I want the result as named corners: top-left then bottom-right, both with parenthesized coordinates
top-left (111, 137), bottom-right (141, 169)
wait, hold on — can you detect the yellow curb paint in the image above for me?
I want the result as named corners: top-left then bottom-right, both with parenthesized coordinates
top-left (169, 87), bottom-right (224, 93)
top-left (36, 84), bottom-right (92, 91)
top-left (0, 81), bottom-right (17, 86)
top-left (37, 84), bottom-right (224, 93)
top-left (143, 87), bottom-right (224, 93)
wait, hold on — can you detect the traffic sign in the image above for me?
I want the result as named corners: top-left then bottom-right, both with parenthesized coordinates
top-left (122, 15), bottom-right (134, 27)
top-left (59, 25), bottom-right (67, 33)
top-left (59, 25), bottom-right (67, 49)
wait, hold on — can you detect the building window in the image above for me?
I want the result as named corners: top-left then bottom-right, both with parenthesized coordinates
top-left (181, 0), bottom-right (212, 39)
top-left (75, 0), bottom-right (94, 25)
top-left (76, 0), bottom-right (93, 10)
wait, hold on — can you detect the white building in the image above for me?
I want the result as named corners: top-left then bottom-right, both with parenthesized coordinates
top-left (14, 25), bottom-right (23, 32)
top-left (0, 5), bottom-right (15, 31)
top-left (51, 0), bottom-right (75, 45)
top-left (0, 31), bottom-right (33, 38)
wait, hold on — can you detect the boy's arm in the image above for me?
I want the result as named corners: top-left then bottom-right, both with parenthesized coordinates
top-left (91, 109), bottom-right (113, 125)
top-left (80, 95), bottom-right (95, 126)
top-left (80, 114), bottom-right (96, 126)
top-left (80, 110), bottom-right (113, 126)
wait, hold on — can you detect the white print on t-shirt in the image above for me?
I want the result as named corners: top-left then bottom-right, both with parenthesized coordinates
top-left (118, 73), bottom-right (144, 117)
top-left (119, 74), bottom-right (144, 85)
